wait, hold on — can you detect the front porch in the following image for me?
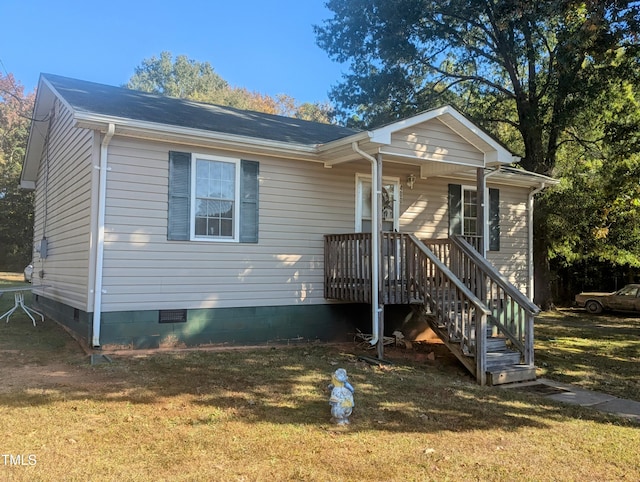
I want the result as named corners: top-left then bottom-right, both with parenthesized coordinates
top-left (324, 232), bottom-right (540, 385)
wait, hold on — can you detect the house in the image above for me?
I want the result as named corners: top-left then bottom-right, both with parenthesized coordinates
top-left (21, 74), bottom-right (556, 384)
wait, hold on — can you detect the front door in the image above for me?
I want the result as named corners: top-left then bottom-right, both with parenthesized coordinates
top-left (356, 174), bottom-right (400, 233)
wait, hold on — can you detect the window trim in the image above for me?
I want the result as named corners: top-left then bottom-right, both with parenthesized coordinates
top-left (461, 184), bottom-right (478, 237)
top-left (190, 153), bottom-right (241, 243)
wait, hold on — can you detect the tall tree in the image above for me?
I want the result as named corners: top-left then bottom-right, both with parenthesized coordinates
top-left (0, 73), bottom-right (35, 270)
top-left (127, 52), bottom-right (334, 122)
top-left (547, 78), bottom-right (640, 295)
top-left (315, 0), bottom-right (640, 307)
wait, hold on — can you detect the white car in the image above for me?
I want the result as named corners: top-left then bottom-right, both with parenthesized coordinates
top-left (24, 263), bottom-right (33, 283)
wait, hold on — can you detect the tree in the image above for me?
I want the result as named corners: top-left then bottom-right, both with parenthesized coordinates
top-left (315, 0), bottom-right (640, 307)
top-left (127, 52), bottom-right (334, 122)
top-left (546, 78), bottom-right (640, 296)
top-left (0, 73), bottom-right (35, 270)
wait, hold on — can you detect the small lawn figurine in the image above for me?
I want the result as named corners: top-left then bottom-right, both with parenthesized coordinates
top-left (328, 368), bottom-right (355, 425)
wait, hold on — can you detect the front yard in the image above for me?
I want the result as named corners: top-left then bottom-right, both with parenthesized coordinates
top-left (1, 274), bottom-right (639, 481)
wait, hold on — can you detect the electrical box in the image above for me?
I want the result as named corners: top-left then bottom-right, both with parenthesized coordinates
top-left (40, 238), bottom-right (48, 259)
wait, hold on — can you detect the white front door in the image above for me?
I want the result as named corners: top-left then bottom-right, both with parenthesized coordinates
top-left (356, 174), bottom-right (400, 232)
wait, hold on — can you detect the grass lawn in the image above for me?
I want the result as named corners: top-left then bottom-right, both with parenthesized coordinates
top-left (1, 273), bottom-right (639, 481)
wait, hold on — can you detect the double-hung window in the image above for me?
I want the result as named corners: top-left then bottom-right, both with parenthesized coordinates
top-left (449, 183), bottom-right (500, 251)
top-left (193, 156), bottom-right (239, 241)
top-left (168, 151), bottom-right (259, 243)
top-left (462, 188), bottom-right (478, 236)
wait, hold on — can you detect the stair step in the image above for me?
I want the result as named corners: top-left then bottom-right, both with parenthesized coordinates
top-left (486, 350), bottom-right (521, 368)
top-left (486, 337), bottom-right (508, 351)
top-left (486, 365), bottom-right (536, 386)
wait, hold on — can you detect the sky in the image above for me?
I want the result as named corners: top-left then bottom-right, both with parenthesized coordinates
top-left (0, 0), bottom-right (346, 104)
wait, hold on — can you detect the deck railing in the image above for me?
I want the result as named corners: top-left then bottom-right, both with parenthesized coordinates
top-left (324, 232), bottom-right (492, 384)
top-left (324, 233), bottom-right (372, 303)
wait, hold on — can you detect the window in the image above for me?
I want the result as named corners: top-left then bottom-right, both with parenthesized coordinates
top-left (193, 156), bottom-right (238, 240)
top-left (462, 188), bottom-right (478, 236)
top-left (449, 184), bottom-right (500, 251)
top-left (168, 151), bottom-right (259, 243)
top-left (617, 286), bottom-right (639, 297)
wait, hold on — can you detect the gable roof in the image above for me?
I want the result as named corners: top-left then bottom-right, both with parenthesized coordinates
top-left (22, 73), bottom-right (553, 190)
top-left (42, 74), bottom-right (360, 146)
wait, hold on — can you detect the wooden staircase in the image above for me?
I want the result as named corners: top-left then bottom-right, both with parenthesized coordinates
top-left (324, 232), bottom-right (540, 385)
top-left (418, 306), bottom-right (537, 385)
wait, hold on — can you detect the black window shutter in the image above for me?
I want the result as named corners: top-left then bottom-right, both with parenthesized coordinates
top-left (448, 184), bottom-right (462, 236)
top-left (239, 160), bottom-right (259, 243)
top-left (488, 188), bottom-right (500, 251)
top-left (168, 151), bottom-right (191, 240)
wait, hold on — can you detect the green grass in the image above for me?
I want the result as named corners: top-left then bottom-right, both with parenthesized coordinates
top-left (1, 276), bottom-right (639, 481)
top-left (535, 309), bottom-right (640, 401)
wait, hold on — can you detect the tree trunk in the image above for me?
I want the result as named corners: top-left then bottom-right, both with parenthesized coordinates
top-left (533, 198), bottom-right (555, 310)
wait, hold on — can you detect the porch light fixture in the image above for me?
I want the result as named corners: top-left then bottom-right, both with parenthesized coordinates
top-left (406, 173), bottom-right (416, 190)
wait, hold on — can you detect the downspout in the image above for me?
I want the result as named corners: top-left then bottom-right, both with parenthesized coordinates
top-left (92, 123), bottom-right (115, 347)
top-left (528, 183), bottom-right (546, 302)
top-left (352, 142), bottom-right (382, 349)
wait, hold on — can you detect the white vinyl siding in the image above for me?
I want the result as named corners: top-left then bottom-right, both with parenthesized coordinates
top-left (100, 138), bottom-right (361, 312)
top-left (382, 118), bottom-right (484, 166)
top-left (31, 99), bottom-right (95, 310)
top-left (486, 185), bottom-right (528, 290)
top-left (98, 145), bottom-right (530, 312)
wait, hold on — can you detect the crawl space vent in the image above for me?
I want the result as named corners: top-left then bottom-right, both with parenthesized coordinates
top-left (159, 309), bottom-right (187, 324)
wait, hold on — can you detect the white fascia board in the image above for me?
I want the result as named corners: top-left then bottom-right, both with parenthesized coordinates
top-left (21, 78), bottom-right (58, 185)
top-left (74, 113), bottom-right (322, 162)
top-left (368, 106), bottom-right (453, 144)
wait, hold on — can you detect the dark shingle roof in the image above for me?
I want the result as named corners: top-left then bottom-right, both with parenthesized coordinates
top-left (43, 74), bottom-right (360, 146)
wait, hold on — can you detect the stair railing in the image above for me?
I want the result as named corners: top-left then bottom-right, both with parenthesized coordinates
top-left (405, 234), bottom-right (492, 385)
top-left (448, 235), bottom-right (540, 366)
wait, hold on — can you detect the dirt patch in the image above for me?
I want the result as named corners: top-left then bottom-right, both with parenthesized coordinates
top-left (0, 362), bottom-right (108, 393)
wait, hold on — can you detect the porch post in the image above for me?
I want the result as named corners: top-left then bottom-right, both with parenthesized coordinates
top-left (376, 153), bottom-right (385, 360)
top-left (476, 167), bottom-right (486, 256)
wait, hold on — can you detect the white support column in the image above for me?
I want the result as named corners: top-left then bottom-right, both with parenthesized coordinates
top-left (376, 153), bottom-right (385, 360)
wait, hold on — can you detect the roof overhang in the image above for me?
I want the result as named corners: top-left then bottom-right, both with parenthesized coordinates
top-left (21, 77), bottom-right (57, 189)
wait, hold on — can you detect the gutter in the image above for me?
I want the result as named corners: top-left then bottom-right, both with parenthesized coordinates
top-left (351, 142), bottom-right (382, 351)
top-left (528, 183), bottom-right (546, 302)
top-left (92, 123), bottom-right (115, 347)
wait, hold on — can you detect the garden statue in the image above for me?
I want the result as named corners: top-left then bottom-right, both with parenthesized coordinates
top-left (328, 368), bottom-right (355, 425)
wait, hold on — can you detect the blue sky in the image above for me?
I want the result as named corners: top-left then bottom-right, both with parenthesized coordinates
top-left (1, 0), bottom-right (345, 104)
